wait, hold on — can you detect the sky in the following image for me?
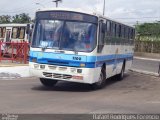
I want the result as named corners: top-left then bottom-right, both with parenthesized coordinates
top-left (0, 0), bottom-right (160, 25)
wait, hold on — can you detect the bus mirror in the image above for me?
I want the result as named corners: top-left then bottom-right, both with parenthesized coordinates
top-left (102, 23), bottom-right (106, 33)
top-left (31, 24), bottom-right (34, 29)
top-left (26, 24), bottom-right (30, 34)
top-left (97, 45), bottom-right (104, 53)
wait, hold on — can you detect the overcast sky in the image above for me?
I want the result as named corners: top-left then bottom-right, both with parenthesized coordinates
top-left (0, 0), bottom-right (160, 25)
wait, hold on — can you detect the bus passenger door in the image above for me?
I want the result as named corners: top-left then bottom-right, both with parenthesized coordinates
top-left (97, 20), bottom-right (105, 53)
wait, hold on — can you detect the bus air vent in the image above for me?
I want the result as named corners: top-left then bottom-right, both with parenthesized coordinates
top-left (48, 66), bottom-right (57, 70)
top-left (48, 61), bottom-right (69, 65)
top-left (43, 72), bottom-right (52, 78)
top-left (43, 72), bottom-right (72, 80)
top-left (59, 67), bottom-right (67, 71)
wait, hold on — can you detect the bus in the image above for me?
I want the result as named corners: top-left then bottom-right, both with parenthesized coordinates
top-left (29, 8), bottom-right (135, 89)
top-left (0, 23), bottom-right (31, 43)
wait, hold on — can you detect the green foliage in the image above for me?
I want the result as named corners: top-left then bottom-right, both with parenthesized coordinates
top-left (12, 13), bottom-right (31, 23)
top-left (0, 15), bottom-right (12, 23)
top-left (0, 13), bottom-right (31, 24)
top-left (136, 22), bottom-right (160, 37)
top-left (135, 22), bottom-right (160, 41)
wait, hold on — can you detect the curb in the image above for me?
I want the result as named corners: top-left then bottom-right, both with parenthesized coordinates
top-left (0, 77), bottom-right (34, 80)
top-left (134, 57), bottom-right (160, 62)
top-left (0, 66), bottom-right (30, 79)
top-left (0, 64), bottom-right (29, 67)
top-left (129, 69), bottom-right (159, 77)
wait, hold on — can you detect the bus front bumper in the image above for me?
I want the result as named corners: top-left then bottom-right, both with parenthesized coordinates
top-left (29, 62), bottom-right (101, 84)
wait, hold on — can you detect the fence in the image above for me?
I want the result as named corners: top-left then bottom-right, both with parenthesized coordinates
top-left (0, 41), bottom-right (29, 64)
top-left (135, 41), bottom-right (160, 53)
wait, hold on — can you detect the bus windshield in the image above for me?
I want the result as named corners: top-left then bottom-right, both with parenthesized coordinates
top-left (32, 20), bottom-right (97, 52)
top-left (32, 11), bottom-right (98, 52)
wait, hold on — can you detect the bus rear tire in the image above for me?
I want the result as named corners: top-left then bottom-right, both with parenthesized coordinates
top-left (91, 66), bottom-right (106, 90)
top-left (117, 62), bottom-right (125, 80)
top-left (40, 78), bottom-right (58, 87)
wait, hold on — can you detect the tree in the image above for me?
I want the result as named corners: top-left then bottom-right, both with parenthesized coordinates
top-left (0, 15), bottom-right (11, 23)
top-left (12, 13), bottom-right (31, 23)
top-left (136, 22), bottom-right (160, 37)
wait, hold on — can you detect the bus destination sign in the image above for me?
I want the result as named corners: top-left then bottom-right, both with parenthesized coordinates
top-left (36, 11), bottom-right (98, 24)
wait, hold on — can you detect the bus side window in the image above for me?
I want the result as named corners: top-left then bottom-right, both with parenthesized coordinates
top-left (0, 27), bottom-right (2, 38)
top-left (121, 26), bottom-right (125, 44)
top-left (114, 23), bottom-right (117, 37)
top-left (123, 26), bottom-right (125, 38)
top-left (12, 27), bottom-right (19, 39)
top-left (97, 21), bottom-right (105, 53)
top-left (116, 24), bottom-right (119, 38)
top-left (132, 29), bottom-right (135, 39)
top-left (119, 25), bottom-right (122, 38)
top-left (124, 27), bottom-right (128, 44)
top-left (128, 28), bottom-right (131, 39)
top-left (19, 27), bottom-right (25, 39)
top-left (106, 20), bottom-right (111, 44)
top-left (127, 27), bottom-right (130, 44)
top-left (3, 27), bottom-right (6, 38)
top-left (106, 21), bottom-right (110, 35)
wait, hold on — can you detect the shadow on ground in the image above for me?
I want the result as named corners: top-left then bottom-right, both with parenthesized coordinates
top-left (31, 74), bottom-right (130, 92)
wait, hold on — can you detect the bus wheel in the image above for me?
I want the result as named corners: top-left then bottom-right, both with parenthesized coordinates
top-left (91, 67), bottom-right (106, 89)
top-left (117, 62), bottom-right (125, 80)
top-left (40, 78), bottom-right (58, 87)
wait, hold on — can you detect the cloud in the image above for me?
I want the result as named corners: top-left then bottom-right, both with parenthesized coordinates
top-left (0, 0), bottom-right (160, 25)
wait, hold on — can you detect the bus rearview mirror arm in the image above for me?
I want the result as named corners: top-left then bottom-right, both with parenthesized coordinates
top-left (26, 24), bottom-right (30, 34)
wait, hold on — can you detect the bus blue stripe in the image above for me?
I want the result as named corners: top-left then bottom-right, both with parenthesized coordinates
top-left (29, 51), bottom-right (133, 68)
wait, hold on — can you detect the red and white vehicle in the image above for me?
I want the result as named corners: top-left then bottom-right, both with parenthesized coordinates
top-left (0, 23), bottom-right (31, 43)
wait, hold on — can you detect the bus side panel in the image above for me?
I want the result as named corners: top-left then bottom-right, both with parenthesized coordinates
top-left (96, 45), bottom-right (117, 78)
top-left (97, 44), bottom-right (134, 78)
top-left (116, 45), bottom-right (134, 74)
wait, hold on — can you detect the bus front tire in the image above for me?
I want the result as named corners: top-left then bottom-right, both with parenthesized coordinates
top-left (40, 78), bottom-right (58, 87)
top-left (91, 67), bottom-right (106, 90)
top-left (117, 62), bottom-right (125, 80)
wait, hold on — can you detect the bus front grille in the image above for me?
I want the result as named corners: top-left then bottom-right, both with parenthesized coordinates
top-left (43, 72), bottom-right (52, 78)
top-left (43, 72), bottom-right (72, 80)
top-left (53, 73), bottom-right (62, 78)
top-left (62, 75), bottom-right (72, 79)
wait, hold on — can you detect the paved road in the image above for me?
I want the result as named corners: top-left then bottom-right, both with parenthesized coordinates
top-left (0, 72), bottom-right (160, 114)
top-left (132, 58), bottom-right (160, 73)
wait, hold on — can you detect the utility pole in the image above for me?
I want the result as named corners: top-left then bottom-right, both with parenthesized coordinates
top-left (52, 0), bottom-right (62, 8)
top-left (36, 3), bottom-right (45, 8)
top-left (103, 0), bottom-right (106, 16)
top-left (158, 62), bottom-right (160, 76)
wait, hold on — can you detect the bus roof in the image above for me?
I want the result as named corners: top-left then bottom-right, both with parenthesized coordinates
top-left (37, 8), bottom-right (134, 28)
top-left (37, 8), bottom-right (96, 17)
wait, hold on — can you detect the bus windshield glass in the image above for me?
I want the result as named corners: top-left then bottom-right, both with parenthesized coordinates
top-left (32, 11), bottom-right (98, 52)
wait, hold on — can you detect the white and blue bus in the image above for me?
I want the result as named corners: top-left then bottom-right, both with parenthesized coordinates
top-left (29, 8), bottom-right (135, 89)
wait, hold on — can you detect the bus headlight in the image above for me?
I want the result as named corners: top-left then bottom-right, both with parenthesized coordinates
top-left (40, 65), bottom-right (45, 69)
top-left (80, 63), bottom-right (85, 67)
top-left (32, 58), bottom-right (37, 63)
top-left (77, 69), bottom-right (82, 73)
top-left (70, 68), bottom-right (76, 73)
top-left (34, 64), bottom-right (39, 69)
